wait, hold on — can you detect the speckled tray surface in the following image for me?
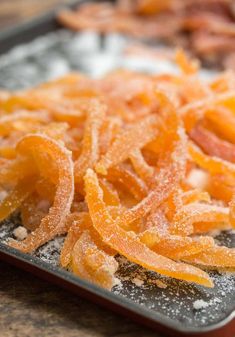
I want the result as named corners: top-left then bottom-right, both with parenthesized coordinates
top-left (0, 12), bottom-right (234, 337)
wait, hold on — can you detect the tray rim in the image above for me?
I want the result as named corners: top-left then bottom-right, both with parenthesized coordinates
top-left (0, 242), bottom-right (235, 336)
top-left (0, 1), bottom-right (234, 336)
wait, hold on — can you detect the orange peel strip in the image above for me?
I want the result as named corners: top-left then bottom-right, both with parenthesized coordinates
top-left (61, 211), bottom-right (115, 268)
top-left (205, 106), bottom-right (235, 144)
top-left (140, 229), bottom-right (214, 260)
top-left (9, 134), bottom-right (74, 252)
top-left (107, 164), bottom-right (148, 201)
top-left (130, 149), bottom-right (155, 185)
top-left (0, 111), bottom-right (49, 136)
top-left (145, 208), bottom-right (169, 233)
top-left (207, 173), bottom-right (235, 203)
top-left (60, 212), bottom-right (92, 267)
top-left (71, 230), bottom-right (119, 290)
top-left (115, 92), bottom-right (187, 226)
top-left (96, 115), bottom-right (158, 175)
top-left (183, 246), bottom-right (235, 268)
top-left (74, 100), bottom-right (106, 183)
top-left (190, 125), bottom-right (235, 163)
top-left (1, 94), bottom-right (85, 126)
top-left (193, 221), bottom-right (231, 234)
top-left (118, 120), bottom-right (187, 226)
top-left (35, 178), bottom-right (55, 203)
top-left (189, 142), bottom-right (235, 177)
top-left (100, 179), bottom-right (120, 206)
top-left (0, 175), bottom-right (37, 222)
top-left (99, 117), bottom-right (121, 155)
top-left (175, 49), bottom-right (199, 75)
top-left (172, 203), bottom-right (230, 236)
top-left (180, 91), bottom-right (235, 132)
top-left (181, 189), bottom-right (211, 204)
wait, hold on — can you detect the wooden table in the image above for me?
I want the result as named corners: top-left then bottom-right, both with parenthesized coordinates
top-left (0, 0), bottom-right (71, 29)
top-left (0, 261), bottom-right (157, 337)
top-left (0, 2), bottom-right (159, 337)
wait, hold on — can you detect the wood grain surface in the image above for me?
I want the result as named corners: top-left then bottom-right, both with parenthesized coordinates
top-left (0, 261), bottom-right (158, 337)
top-left (0, 2), bottom-right (160, 337)
top-left (0, 0), bottom-right (71, 29)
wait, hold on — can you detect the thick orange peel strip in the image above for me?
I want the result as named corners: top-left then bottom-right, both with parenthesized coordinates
top-left (171, 203), bottom-right (230, 236)
top-left (207, 173), bottom-right (235, 203)
top-left (60, 212), bottom-right (92, 267)
top-left (189, 142), bottom-right (235, 177)
top-left (205, 106), bottom-right (235, 144)
top-left (140, 229), bottom-right (214, 260)
top-left (9, 134), bottom-right (74, 252)
top-left (181, 189), bottom-right (210, 205)
top-left (190, 125), bottom-right (235, 163)
top-left (183, 247), bottom-right (235, 268)
top-left (96, 115), bottom-right (158, 175)
top-left (71, 230), bottom-right (119, 289)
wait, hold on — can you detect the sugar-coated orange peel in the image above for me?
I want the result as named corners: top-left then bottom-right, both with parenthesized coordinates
top-left (190, 125), bottom-right (235, 163)
top-left (8, 134), bottom-right (74, 252)
top-left (71, 230), bottom-right (119, 289)
top-left (0, 52), bottom-right (235, 290)
top-left (85, 168), bottom-right (213, 287)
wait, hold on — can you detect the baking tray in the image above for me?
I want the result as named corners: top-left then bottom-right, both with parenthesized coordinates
top-left (0, 1), bottom-right (234, 336)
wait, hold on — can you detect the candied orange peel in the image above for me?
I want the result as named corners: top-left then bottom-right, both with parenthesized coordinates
top-left (1, 51), bottom-right (235, 290)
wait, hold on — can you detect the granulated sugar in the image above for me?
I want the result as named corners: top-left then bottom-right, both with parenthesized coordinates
top-left (193, 299), bottom-right (209, 310)
top-left (153, 279), bottom-right (168, 289)
top-left (35, 236), bottom-right (65, 266)
top-left (13, 226), bottom-right (28, 241)
top-left (132, 277), bottom-right (144, 287)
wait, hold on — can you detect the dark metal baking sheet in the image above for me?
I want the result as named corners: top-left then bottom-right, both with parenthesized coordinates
top-left (0, 2), bottom-right (234, 336)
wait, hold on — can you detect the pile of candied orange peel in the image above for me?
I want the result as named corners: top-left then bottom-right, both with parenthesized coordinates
top-left (0, 50), bottom-right (235, 290)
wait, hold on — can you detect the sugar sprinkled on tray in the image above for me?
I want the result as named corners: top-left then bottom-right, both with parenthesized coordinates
top-left (193, 299), bottom-right (209, 310)
top-left (13, 226), bottom-right (28, 241)
top-left (132, 277), bottom-right (144, 287)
